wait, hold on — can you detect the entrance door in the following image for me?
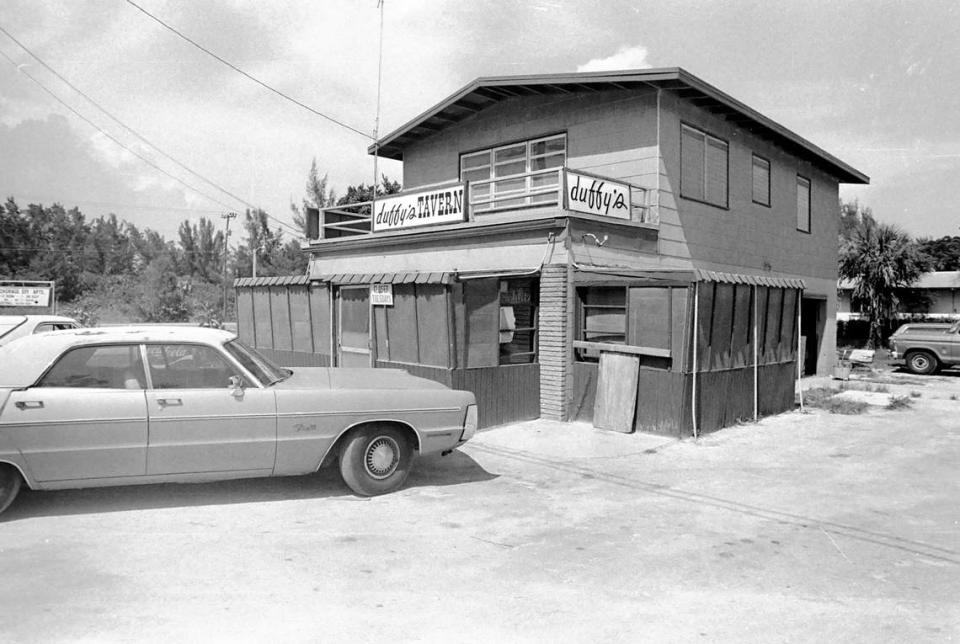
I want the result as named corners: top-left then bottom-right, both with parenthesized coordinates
top-left (338, 286), bottom-right (372, 367)
top-left (801, 298), bottom-right (825, 376)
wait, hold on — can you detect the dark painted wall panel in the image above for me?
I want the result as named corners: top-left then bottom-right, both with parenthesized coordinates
top-left (270, 287), bottom-right (293, 351)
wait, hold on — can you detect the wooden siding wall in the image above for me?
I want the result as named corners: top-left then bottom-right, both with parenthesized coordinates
top-left (452, 364), bottom-right (541, 429)
top-left (572, 362), bottom-right (690, 437)
top-left (573, 283), bottom-right (800, 436)
top-left (694, 283), bottom-right (800, 370)
top-left (378, 361), bottom-right (540, 429)
top-left (235, 283), bottom-right (331, 359)
top-left (373, 284), bottom-right (450, 367)
top-left (258, 348), bottom-right (332, 368)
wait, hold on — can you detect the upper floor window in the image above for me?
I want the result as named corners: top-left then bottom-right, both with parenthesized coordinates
top-left (460, 134), bottom-right (566, 213)
top-left (796, 175), bottom-right (811, 233)
top-left (680, 124), bottom-right (728, 208)
top-left (752, 155), bottom-right (771, 206)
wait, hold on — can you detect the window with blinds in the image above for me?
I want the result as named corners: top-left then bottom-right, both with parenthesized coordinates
top-left (752, 155), bottom-right (771, 206)
top-left (680, 124), bottom-right (728, 208)
top-left (796, 175), bottom-right (811, 232)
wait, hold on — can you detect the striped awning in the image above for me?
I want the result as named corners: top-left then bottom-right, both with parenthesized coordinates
top-left (312, 271), bottom-right (454, 285)
top-left (693, 269), bottom-right (805, 289)
top-left (233, 275), bottom-right (310, 287)
top-left (573, 265), bottom-right (805, 289)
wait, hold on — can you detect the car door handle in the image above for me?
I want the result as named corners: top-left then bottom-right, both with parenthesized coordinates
top-left (14, 400), bottom-right (44, 410)
top-left (157, 398), bottom-right (183, 407)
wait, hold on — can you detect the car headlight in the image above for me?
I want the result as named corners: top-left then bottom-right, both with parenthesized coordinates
top-left (460, 404), bottom-right (478, 442)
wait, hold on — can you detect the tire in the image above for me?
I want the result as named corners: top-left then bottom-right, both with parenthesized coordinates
top-left (338, 425), bottom-right (414, 496)
top-left (905, 350), bottom-right (939, 375)
top-left (0, 464), bottom-right (23, 517)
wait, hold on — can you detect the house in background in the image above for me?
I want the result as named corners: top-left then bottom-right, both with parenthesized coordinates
top-left (838, 271), bottom-right (960, 321)
top-left (236, 68), bottom-right (868, 435)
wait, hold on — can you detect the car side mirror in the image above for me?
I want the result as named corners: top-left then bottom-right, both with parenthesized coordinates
top-left (229, 375), bottom-right (245, 399)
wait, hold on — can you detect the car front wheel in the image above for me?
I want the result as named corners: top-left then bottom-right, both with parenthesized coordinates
top-left (338, 425), bottom-right (414, 496)
top-left (0, 464), bottom-right (23, 517)
top-left (905, 350), bottom-right (939, 375)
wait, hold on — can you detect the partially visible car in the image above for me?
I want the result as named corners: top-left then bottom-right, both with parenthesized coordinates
top-left (0, 326), bottom-right (478, 516)
top-left (888, 319), bottom-right (960, 374)
top-left (0, 315), bottom-right (80, 347)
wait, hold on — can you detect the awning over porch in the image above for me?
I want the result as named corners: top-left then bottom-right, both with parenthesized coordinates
top-left (312, 271), bottom-right (455, 285)
top-left (572, 265), bottom-right (805, 289)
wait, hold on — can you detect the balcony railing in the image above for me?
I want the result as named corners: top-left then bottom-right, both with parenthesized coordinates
top-left (308, 168), bottom-right (655, 240)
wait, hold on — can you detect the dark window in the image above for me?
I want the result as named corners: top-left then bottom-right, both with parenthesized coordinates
top-left (499, 278), bottom-right (539, 365)
top-left (752, 155), bottom-right (771, 206)
top-left (796, 175), bottom-right (811, 232)
top-left (38, 344), bottom-right (145, 389)
top-left (681, 124), bottom-right (728, 208)
top-left (577, 287), bottom-right (627, 361)
top-left (146, 344), bottom-right (240, 389)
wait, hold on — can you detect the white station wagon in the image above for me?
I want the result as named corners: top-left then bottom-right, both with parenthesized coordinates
top-left (0, 326), bottom-right (478, 516)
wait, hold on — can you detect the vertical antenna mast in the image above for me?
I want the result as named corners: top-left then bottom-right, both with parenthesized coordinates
top-left (372, 0), bottom-right (385, 225)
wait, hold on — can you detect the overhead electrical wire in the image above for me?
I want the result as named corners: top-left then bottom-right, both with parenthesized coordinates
top-left (0, 48), bottom-right (237, 214)
top-left (123, 0), bottom-right (374, 140)
top-left (0, 24), bottom-right (302, 237)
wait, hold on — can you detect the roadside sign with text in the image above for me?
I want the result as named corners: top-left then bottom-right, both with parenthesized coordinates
top-left (0, 285), bottom-right (52, 307)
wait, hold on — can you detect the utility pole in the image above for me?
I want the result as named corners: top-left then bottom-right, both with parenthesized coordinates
top-left (220, 211), bottom-right (237, 324)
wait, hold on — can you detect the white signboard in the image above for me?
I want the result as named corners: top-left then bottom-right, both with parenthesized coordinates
top-left (0, 285), bottom-right (52, 307)
top-left (372, 184), bottom-right (465, 232)
top-left (566, 170), bottom-right (632, 220)
top-left (370, 283), bottom-right (394, 306)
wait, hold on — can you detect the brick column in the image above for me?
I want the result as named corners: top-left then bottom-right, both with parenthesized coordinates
top-left (538, 264), bottom-right (569, 420)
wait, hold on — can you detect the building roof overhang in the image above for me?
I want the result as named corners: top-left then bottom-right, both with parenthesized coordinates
top-left (369, 67), bottom-right (868, 185)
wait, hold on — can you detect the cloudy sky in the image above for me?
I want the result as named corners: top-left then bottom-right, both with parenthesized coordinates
top-left (1, 0), bottom-right (958, 241)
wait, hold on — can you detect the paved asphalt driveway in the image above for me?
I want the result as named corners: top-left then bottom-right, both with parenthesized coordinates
top-left (1, 369), bottom-right (958, 643)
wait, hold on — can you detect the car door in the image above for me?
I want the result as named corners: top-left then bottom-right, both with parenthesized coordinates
top-left (0, 344), bottom-right (148, 482)
top-left (143, 343), bottom-right (277, 475)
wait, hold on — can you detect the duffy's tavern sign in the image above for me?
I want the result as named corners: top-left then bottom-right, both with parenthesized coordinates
top-left (372, 184), bottom-right (466, 232)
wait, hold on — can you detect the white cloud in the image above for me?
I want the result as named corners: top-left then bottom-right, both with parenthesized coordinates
top-left (577, 45), bottom-right (651, 73)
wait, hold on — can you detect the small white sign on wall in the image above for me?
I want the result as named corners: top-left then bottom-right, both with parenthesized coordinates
top-left (370, 283), bottom-right (394, 306)
top-left (566, 170), bottom-right (632, 220)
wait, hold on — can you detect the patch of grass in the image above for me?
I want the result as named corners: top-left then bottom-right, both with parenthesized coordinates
top-left (821, 398), bottom-right (870, 415)
top-left (886, 395), bottom-right (913, 410)
top-left (801, 387), bottom-right (868, 415)
top-left (909, 391), bottom-right (922, 398)
top-left (950, 394), bottom-right (958, 401)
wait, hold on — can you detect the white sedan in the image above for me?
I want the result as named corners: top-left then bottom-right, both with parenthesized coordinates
top-left (0, 326), bottom-right (478, 516)
top-left (0, 315), bottom-right (79, 347)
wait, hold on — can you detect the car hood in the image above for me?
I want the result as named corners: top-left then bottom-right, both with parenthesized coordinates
top-left (274, 367), bottom-right (449, 391)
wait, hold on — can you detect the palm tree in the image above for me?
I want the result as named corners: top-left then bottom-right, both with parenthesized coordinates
top-left (839, 217), bottom-right (928, 348)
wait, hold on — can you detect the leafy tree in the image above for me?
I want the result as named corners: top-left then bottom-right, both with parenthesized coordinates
top-left (137, 252), bottom-right (189, 322)
top-left (177, 217), bottom-right (225, 282)
top-left (916, 235), bottom-right (960, 271)
top-left (290, 158), bottom-right (337, 235)
top-left (839, 216), bottom-right (929, 348)
top-left (839, 199), bottom-right (876, 243)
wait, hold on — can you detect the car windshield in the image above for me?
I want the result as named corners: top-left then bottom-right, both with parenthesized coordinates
top-left (223, 339), bottom-right (291, 386)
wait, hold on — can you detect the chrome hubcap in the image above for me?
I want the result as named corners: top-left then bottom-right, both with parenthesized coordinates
top-left (364, 436), bottom-right (400, 479)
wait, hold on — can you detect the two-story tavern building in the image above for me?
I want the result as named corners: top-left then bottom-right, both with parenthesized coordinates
top-left (235, 68), bottom-right (868, 435)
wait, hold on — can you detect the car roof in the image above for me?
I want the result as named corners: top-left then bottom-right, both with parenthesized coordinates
top-left (0, 325), bottom-right (237, 387)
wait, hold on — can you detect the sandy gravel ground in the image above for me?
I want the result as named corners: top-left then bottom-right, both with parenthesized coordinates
top-left (1, 366), bottom-right (957, 643)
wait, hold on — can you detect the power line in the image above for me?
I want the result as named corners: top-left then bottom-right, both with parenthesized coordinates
top-left (0, 24), bottom-right (302, 238)
top-left (0, 47), bottom-right (235, 213)
top-left (123, 0), bottom-right (375, 141)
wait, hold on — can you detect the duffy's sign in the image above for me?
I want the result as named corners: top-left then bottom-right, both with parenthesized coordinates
top-left (372, 184), bottom-right (466, 232)
top-left (566, 171), bottom-right (632, 220)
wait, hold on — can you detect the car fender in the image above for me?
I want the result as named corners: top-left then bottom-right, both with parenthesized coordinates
top-left (313, 417), bottom-right (423, 471)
